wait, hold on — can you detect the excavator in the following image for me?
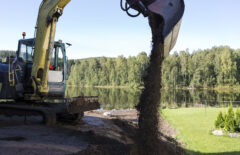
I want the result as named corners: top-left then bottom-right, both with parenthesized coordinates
top-left (0, 0), bottom-right (184, 124)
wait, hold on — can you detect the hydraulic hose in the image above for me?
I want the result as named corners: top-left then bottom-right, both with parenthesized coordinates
top-left (120, 0), bottom-right (141, 17)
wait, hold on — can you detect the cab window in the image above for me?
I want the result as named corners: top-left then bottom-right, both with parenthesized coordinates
top-left (19, 43), bottom-right (34, 62)
top-left (50, 46), bottom-right (64, 71)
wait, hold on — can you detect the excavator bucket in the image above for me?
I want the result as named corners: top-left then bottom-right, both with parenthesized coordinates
top-left (123, 0), bottom-right (185, 57)
top-left (148, 0), bottom-right (185, 57)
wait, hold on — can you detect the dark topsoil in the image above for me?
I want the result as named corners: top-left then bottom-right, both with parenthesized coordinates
top-left (74, 112), bottom-right (185, 155)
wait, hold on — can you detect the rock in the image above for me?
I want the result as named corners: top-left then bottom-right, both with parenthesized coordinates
top-left (212, 130), bottom-right (223, 136)
top-left (212, 130), bottom-right (240, 138)
top-left (228, 133), bottom-right (240, 138)
top-left (103, 111), bottom-right (111, 116)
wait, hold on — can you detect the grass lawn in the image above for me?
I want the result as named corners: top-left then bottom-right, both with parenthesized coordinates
top-left (162, 108), bottom-right (240, 155)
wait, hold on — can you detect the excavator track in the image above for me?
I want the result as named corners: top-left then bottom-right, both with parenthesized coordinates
top-left (0, 96), bottom-right (100, 125)
top-left (0, 102), bottom-right (57, 125)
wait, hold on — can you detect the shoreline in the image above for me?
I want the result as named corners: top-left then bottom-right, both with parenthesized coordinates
top-left (66, 85), bottom-right (240, 91)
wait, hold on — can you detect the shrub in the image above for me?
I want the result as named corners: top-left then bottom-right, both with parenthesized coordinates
top-left (215, 111), bottom-right (225, 129)
top-left (235, 108), bottom-right (240, 132)
top-left (214, 104), bottom-right (240, 133)
top-left (224, 103), bottom-right (236, 132)
top-left (222, 112), bottom-right (227, 121)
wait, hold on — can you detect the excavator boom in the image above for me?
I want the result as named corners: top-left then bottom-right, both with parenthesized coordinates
top-left (31, 0), bottom-right (70, 98)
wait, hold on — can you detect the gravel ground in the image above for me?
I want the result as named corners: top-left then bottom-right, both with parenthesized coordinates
top-left (0, 110), bottom-right (137, 155)
top-left (0, 116), bottom-right (88, 155)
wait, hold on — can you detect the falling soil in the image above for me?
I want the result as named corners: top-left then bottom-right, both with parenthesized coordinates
top-left (136, 13), bottom-right (165, 155)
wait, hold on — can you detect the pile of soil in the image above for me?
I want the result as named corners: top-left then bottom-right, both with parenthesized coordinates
top-left (75, 111), bottom-right (185, 155)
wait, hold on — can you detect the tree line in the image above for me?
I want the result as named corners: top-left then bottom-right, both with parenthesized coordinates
top-left (67, 52), bottom-right (149, 88)
top-left (162, 46), bottom-right (240, 88)
top-left (1, 46), bottom-right (240, 88)
top-left (0, 50), bottom-right (16, 63)
top-left (67, 46), bottom-right (240, 88)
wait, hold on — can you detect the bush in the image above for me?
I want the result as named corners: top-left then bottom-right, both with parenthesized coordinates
top-left (236, 108), bottom-right (240, 131)
top-left (214, 104), bottom-right (240, 133)
top-left (224, 104), bottom-right (236, 132)
top-left (215, 111), bottom-right (225, 129)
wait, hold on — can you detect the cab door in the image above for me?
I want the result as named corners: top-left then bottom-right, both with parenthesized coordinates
top-left (48, 43), bottom-right (66, 97)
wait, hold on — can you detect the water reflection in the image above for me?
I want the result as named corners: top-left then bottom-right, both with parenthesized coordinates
top-left (161, 89), bottom-right (240, 108)
top-left (65, 87), bottom-right (141, 110)
top-left (65, 87), bottom-right (240, 110)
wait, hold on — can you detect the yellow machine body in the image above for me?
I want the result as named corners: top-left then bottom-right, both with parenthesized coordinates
top-left (31, 0), bottom-right (70, 98)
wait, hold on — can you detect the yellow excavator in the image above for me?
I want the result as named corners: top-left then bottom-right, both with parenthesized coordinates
top-left (0, 0), bottom-right (184, 124)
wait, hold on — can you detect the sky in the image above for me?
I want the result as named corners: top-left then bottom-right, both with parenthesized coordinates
top-left (0, 0), bottom-right (239, 59)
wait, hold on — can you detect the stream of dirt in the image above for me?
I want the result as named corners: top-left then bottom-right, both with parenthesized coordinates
top-left (136, 12), bottom-right (165, 155)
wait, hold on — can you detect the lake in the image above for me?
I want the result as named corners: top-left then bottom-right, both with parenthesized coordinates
top-left (65, 87), bottom-right (240, 110)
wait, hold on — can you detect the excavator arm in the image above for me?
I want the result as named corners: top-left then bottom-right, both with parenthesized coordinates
top-left (31, 0), bottom-right (70, 98)
top-left (31, 0), bottom-right (184, 98)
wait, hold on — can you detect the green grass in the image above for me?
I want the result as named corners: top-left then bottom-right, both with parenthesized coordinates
top-left (162, 108), bottom-right (240, 155)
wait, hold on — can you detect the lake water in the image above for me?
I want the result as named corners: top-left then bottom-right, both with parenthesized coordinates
top-left (65, 87), bottom-right (240, 110)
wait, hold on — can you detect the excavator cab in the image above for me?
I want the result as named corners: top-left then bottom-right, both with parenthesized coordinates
top-left (17, 38), bottom-right (68, 97)
top-left (0, 38), bottom-right (69, 99)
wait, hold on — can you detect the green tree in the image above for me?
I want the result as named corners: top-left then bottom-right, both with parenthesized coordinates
top-left (224, 103), bottom-right (236, 132)
top-left (215, 111), bottom-right (225, 129)
top-left (116, 55), bottom-right (128, 85)
top-left (219, 47), bottom-right (238, 85)
top-left (235, 108), bottom-right (240, 131)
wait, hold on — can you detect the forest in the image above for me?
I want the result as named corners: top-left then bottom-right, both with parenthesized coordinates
top-left (67, 46), bottom-right (240, 88)
top-left (0, 50), bottom-right (16, 63)
top-left (67, 52), bottom-right (149, 88)
top-left (1, 46), bottom-right (240, 89)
